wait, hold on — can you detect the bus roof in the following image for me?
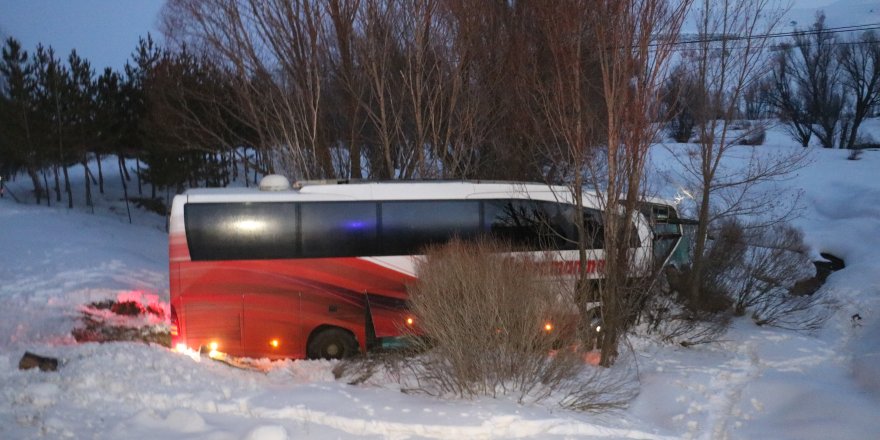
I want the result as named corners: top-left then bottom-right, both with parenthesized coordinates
top-left (181, 180), bottom-right (601, 205)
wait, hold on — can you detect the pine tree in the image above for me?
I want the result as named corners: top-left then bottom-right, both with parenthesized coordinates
top-left (95, 67), bottom-right (125, 194)
top-left (68, 50), bottom-right (97, 209)
top-left (0, 37), bottom-right (44, 202)
top-left (34, 44), bottom-right (77, 207)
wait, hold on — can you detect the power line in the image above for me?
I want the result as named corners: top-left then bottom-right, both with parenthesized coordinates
top-left (666, 38), bottom-right (880, 54)
top-left (651, 21), bottom-right (880, 48)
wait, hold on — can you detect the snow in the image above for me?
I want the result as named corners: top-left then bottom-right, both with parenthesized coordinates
top-left (5, 1), bottom-right (879, 436)
top-left (3, 125), bottom-right (880, 439)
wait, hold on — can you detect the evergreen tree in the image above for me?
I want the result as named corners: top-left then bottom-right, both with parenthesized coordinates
top-left (122, 34), bottom-right (162, 194)
top-left (0, 37), bottom-right (44, 201)
top-left (95, 67), bottom-right (125, 194)
top-left (68, 49), bottom-right (97, 208)
top-left (33, 44), bottom-right (76, 207)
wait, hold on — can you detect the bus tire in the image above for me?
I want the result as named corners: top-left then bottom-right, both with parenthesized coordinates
top-left (307, 328), bottom-right (358, 360)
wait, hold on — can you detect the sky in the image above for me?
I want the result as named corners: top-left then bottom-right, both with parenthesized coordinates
top-left (0, 0), bottom-right (876, 73)
top-left (0, 0), bottom-right (165, 72)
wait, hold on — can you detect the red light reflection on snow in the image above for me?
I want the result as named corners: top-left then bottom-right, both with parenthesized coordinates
top-left (115, 290), bottom-right (170, 324)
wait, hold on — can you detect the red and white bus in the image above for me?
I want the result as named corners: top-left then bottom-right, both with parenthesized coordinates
top-left (168, 176), bottom-right (684, 360)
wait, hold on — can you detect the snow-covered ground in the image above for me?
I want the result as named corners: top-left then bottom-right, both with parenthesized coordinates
top-left (2, 121), bottom-right (880, 439)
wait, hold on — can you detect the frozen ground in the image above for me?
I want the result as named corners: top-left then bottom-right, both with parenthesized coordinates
top-left (2, 120), bottom-right (880, 439)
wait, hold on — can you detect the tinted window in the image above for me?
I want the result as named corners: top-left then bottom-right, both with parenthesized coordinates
top-left (582, 208), bottom-right (605, 250)
top-left (381, 201), bottom-right (481, 255)
top-left (300, 202), bottom-right (379, 258)
top-left (185, 202), bottom-right (297, 260)
top-left (484, 200), bottom-right (580, 250)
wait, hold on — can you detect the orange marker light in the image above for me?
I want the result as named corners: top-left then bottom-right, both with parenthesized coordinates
top-left (544, 322), bottom-right (554, 332)
top-left (208, 341), bottom-right (221, 359)
top-left (270, 339), bottom-right (280, 348)
top-left (406, 317), bottom-right (414, 326)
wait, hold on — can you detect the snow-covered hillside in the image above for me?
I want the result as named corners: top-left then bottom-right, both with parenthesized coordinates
top-left (2, 121), bottom-right (880, 439)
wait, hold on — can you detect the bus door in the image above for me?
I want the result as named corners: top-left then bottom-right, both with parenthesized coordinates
top-left (638, 203), bottom-right (697, 270)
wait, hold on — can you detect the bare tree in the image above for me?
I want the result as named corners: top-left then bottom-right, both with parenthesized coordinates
top-left (671, 0), bottom-right (809, 305)
top-left (161, 0), bottom-right (333, 180)
top-left (767, 50), bottom-right (814, 147)
top-left (662, 62), bottom-right (705, 142)
top-left (326, 0), bottom-right (366, 178)
top-left (354, 0), bottom-right (405, 179)
top-left (529, 0), bottom-right (690, 366)
top-left (781, 13), bottom-right (845, 148)
top-left (741, 75), bottom-right (772, 120)
top-left (396, 0), bottom-right (493, 179)
top-left (589, 0), bottom-right (691, 366)
top-left (838, 30), bottom-right (880, 149)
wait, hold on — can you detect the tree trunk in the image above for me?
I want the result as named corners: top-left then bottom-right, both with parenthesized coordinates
top-left (96, 153), bottom-right (104, 194)
top-left (243, 147), bottom-right (250, 187)
top-left (82, 159), bottom-right (93, 210)
top-left (27, 166), bottom-right (43, 205)
top-left (118, 158), bottom-right (132, 224)
top-left (689, 173), bottom-right (714, 303)
top-left (53, 165), bottom-right (61, 202)
top-left (136, 157), bottom-right (143, 195)
top-left (119, 155), bottom-right (130, 181)
top-left (42, 170), bottom-right (51, 207)
top-left (63, 164), bottom-right (72, 209)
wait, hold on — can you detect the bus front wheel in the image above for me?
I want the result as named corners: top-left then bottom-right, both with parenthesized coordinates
top-left (307, 328), bottom-right (358, 360)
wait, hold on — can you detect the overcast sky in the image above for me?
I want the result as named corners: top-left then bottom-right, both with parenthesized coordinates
top-left (0, 0), bottom-right (165, 71)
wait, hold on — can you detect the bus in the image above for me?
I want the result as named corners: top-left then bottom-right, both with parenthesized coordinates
top-left (168, 176), bottom-right (688, 360)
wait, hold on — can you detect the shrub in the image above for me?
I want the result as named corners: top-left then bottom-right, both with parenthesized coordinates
top-left (646, 219), bottom-right (830, 344)
top-left (701, 220), bottom-right (830, 331)
top-left (640, 290), bottom-right (731, 347)
top-left (667, 112), bottom-right (696, 143)
top-left (642, 264), bottom-right (731, 347)
top-left (394, 238), bottom-right (635, 409)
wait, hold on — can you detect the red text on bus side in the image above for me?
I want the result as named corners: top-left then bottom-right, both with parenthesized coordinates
top-left (553, 260), bottom-right (606, 275)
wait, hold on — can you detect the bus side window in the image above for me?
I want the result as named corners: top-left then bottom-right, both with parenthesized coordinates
top-left (185, 202), bottom-right (298, 261)
top-left (484, 200), bottom-right (540, 249)
top-left (484, 200), bottom-right (578, 251)
top-left (300, 202), bottom-right (379, 258)
top-left (582, 208), bottom-right (605, 250)
top-left (381, 201), bottom-right (481, 255)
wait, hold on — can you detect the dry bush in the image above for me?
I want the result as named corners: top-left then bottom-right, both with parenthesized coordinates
top-left (645, 219), bottom-right (831, 344)
top-left (641, 289), bottom-right (731, 347)
top-left (640, 265), bottom-right (731, 347)
top-left (693, 220), bottom-right (831, 332)
top-left (397, 238), bottom-right (635, 408)
top-left (732, 223), bottom-right (833, 330)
